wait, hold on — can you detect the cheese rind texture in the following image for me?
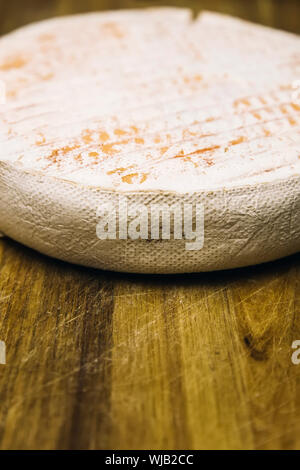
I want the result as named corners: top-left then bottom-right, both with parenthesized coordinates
top-left (0, 161), bottom-right (299, 273)
top-left (0, 8), bottom-right (299, 272)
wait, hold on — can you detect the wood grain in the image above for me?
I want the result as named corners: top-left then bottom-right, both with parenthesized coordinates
top-left (0, 0), bottom-right (300, 450)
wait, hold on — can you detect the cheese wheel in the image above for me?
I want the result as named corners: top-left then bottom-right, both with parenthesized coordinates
top-left (0, 8), bottom-right (299, 273)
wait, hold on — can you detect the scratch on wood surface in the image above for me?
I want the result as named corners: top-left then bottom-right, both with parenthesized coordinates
top-left (0, 0), bottom-right (300, 451)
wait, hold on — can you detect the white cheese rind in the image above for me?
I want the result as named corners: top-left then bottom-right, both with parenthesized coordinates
top-left (0, 8), bottom-right (299, 272)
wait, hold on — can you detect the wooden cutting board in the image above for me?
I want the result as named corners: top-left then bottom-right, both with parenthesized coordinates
top-left (0, 0), bottom-right (300, 451)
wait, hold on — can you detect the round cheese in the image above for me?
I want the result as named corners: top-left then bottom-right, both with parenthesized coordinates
top-left (0, 8), bottom-right (299, 273)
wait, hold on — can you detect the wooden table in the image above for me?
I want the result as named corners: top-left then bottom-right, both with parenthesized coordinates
top-left (0, 0), bottom-right (300, 450)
